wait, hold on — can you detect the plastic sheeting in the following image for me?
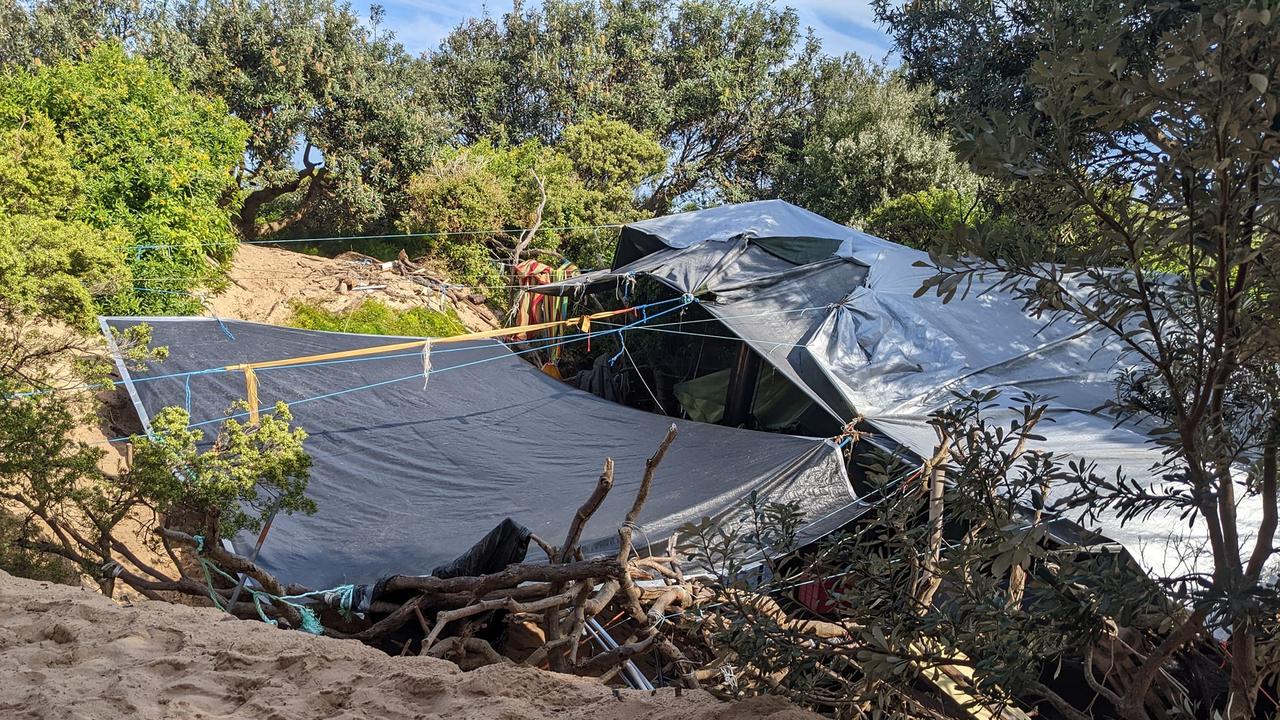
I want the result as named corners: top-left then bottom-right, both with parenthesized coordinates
top-left (102, 317), bottom-right (858, 589)
top-left (531, 200), bottom-right (1265, 580)
top-left (674, 365), bottom-right (816, 429)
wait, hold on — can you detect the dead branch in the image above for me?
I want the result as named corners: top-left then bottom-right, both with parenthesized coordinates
top-left (425, 637), bottom-right (511, 668)
top-left (584, 578), bottom-right (619, 616)
top-left (560, 458), bottom-right (615, 564)
top-left (383, 557), bottom-right (623, 595)
top-left (424, 585), bottom-right (583, 650)
top-left (578, 635), bottom-right (658, 675)
top-left (546, 458), bottom-right (614, 669)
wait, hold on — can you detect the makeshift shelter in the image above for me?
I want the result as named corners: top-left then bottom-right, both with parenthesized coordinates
top-left (101, 200), bottom-right (1265, 587)
top-left (533, 199), bottom-right (1266, 580)
top-left (102, 316), bottom-right (863, 590)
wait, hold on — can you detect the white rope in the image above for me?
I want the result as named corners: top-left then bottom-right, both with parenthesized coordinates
top-left (623, 342), bottom-right (667, 415)
top-left (421, 338), bottom-right (433, 390)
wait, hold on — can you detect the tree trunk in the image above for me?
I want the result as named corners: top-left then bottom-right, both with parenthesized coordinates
top-left (1227, 617), bottom-right (1258, 720)
top-left (234, 150), bottom-right (327, 240)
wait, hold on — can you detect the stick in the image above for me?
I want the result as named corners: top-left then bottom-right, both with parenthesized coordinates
top-left (548, 458), bottom-right (614, 669)
top-left (560, 458), bottom-right (615, 563)
top-left (424, 586), bottom-right (582, 650)
top-left (382, 557), bottom-right (623, 595)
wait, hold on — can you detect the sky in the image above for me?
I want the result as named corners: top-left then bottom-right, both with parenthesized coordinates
top-left (371, 1), bottom-right (894, 61)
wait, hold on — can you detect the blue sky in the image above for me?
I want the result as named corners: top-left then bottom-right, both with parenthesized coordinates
top-left (372, 1), bottom-right (893, 61)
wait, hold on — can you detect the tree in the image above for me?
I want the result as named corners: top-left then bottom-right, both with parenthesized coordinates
top-left (771, 56), bottom-right (976, 227)
top-left (0, 104), bottom-right (313, 595)
top-left (0, 43), bottom-right (248, 315)
top-left (401, 116), bottom-right (663, 293)
top-left (429, 0), bottom-right (816, 212)
top-left (149, 0), bottom-right (447, 240)
top-left (915, 3), bottom-right (1280, 716)
top-left (684, 393), bottom-right (1172, 719)
top-left (0, 0), bottom-right (143, 69)
top-left (873, 0), bottom-right (1194, 257)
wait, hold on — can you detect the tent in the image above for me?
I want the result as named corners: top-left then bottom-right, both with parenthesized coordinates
top-left (101, 316), bottom-right (863, 590)
top-left (536, 199), bottom-right (1265, 580)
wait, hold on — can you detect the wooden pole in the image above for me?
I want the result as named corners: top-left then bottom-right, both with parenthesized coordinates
top-left (723, 341), bottom-right (761, 428)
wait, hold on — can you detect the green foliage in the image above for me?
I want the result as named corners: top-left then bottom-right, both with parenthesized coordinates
top-left (874, 0), bottom-right (1190, 254)
top-left (0, 0), bottom-right (139, 69)
top-left (402, 117), bottom-right (663, 285)
top-left (129, 403), bottom-right (313, 539)
top-left (561, 115), bottom-right (666, 192)
top-left (287, 299), bottom-right (466, 337)
top-left (0, 214), bottom-right (129, 330)
top-left (915, 1), bottom-right (1280, 712)
top-left (0, 43), bottom-right (248, 315)
top-left (430, 0), bottom-right (815, 210)
top-left (151, 0), bottom-right (448, 239)
top-left (0, 111), bottom-right (131, 329)
top-left (772, 57), bottom-right (976, 226)
top-left (0, 112), bottom-right (76, 217)
top-left (685, 392), bottom-right (1159, 718)
top-left (862, 187), bottom-right (983, 251)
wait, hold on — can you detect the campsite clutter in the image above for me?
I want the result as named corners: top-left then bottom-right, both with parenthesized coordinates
top-left (86, 201), bottom-right (1258, 716)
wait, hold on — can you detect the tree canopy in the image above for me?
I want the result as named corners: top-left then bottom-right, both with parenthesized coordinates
top-left (429, 0), bottom-right (820, 212)
top-left (770, 56), bottom-right (975, 226)
top-left (0, 43), bottom-right (247, 317)
top-left (401, 114), bottom-right (664, 292)
top-left (909, 1), bottom-right (1280, 715)
top-left (150, 0), bottom-right (447, 240)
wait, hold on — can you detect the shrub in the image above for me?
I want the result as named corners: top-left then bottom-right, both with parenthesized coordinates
top-left (287, 299), bottom-right (467, 337)
top-left (862, 187), bottom-right (982, 251)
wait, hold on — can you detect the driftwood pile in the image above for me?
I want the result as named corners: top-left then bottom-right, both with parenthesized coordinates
top-left (331, 250), bottom-right (489, 308)
top-left (150, 425), bottom-right (729, 689)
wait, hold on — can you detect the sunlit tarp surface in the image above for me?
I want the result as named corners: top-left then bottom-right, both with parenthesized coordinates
top-left (104, 317), bottom-right (858, 589)
top-left (537, 199), bottom-right (1265, 579)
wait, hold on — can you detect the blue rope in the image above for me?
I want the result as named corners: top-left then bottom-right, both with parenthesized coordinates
top-left (107, 297), bottom-right (694, 441)
top-left (6, 367), bottom-right (227, 400)
top-left (280, 584), bottom-right (359, 620)
top-left (10, 298), bottom-right (689, 402)
top-left (191, 533), bottom-right (329, 634)
top-left (609, 331), bottom-right (627, 367)
top-left (184, 375), bottom-right (192, 415)
top-left (215, 317), bottom-right (236, 341)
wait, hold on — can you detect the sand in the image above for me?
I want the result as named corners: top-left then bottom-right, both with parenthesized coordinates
top-left (0, 571), bottom-right (816, 720)
top-left (205, 244), bottom-right (501, 332)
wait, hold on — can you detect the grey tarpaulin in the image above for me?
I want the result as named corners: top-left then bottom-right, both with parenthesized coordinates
top-left (530, 199), bottom-right (1267, 581)
top-left (102, 317), bottom-right (856, 590)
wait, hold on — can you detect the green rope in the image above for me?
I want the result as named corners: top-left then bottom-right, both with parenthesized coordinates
top-left (190, 533), bottom-right (327, 634)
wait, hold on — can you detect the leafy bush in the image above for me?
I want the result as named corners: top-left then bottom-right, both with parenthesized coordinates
top-left (0, 43), bottom-right (249, 316)
top-left (288, 299), bottom-right (466, 337)
top-left (862, 187), bottom-right (983, 251)
top-left (400, 115), bottom-right (662, 292)
top-left (129, 404), bottom-right (314, 538)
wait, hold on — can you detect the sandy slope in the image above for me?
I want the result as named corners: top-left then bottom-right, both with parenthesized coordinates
top-left (0, 571), bottom-right (815, 720)
top-left (206, 244), bottom-right (501, 331)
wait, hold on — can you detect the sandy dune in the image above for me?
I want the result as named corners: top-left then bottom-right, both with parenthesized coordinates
top-left (0, 571), bottom-right (814, 720)
top-left (206, 244), bottom-right (501, 331)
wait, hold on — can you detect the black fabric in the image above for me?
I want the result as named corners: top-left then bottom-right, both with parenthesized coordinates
top-left (612, 226), bottom-right (666, 269)
top-left (752, 236), bottom-right (841, 266)
top-left (431, 517), bottom-right (531, 579)
top-left (569, 354), bottom-right (629, 402)
top-left (104, 317), bottom-right (857, 589)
